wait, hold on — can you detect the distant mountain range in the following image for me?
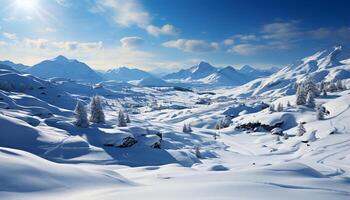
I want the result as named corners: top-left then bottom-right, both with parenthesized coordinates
top-left (162, 61), bottom-right (275, 87)
top-left (0, 56), bottom-right (277, 87)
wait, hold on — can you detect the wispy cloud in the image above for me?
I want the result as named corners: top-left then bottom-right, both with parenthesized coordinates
top-left (94, 0), bottom-right (179, 37)
top-left (120, 36), bottom-right (144, 48)
top-left (163, 39), bottom-right (219, 53)
top-left (3, 32), bottom-right (17, 40)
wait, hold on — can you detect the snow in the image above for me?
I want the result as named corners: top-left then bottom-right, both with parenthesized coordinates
top-left (1, 46), bottom-right (350, 199)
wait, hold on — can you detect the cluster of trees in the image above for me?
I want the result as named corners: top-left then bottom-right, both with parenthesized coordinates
top-left (215, 116), bottom-right (231, 130)
top-left (318, 80), bottom-right (347, 95)
top-left (296, 77), bottom-right (318, 108)
top-left (74, 96), bottom-right (130, 128)
top-left (183, 123), bottom-right (192, 133)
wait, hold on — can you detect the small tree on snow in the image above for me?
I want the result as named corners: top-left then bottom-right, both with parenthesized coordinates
top-left (316, 105), bottom-right (328, 120)
top-left (269, 104), bottom-right (275, 112)
top-left (125, 112), bottom-right (131, 123)
top-left (276, 103), bottom-right (283, 112)
top-left (215, 121), bottom-right (221, 130)
top-left (118, 110), bottom-right (127, 127)
top-left (297, 122), bottom-right (306, 136)
top-left (195, 146), bottom-right (201, 158)
top-left (304, 76), bottom-right (319, 97)
top-left (306, 91), bottom-right (316, 108)
top-left (187, 123), bottom-right (193, 133)
top-left (74, 100), bottom-right (89, 128)
top-left (336, 80), bottom-right (344, 91)
top-left (183, 123), bottom-right (192, 133)
top-left (89, 96), bottom-right (105, 123)
top-left (286, 101), bottom-right (291, 107)
top-left (296, 84), bottom-right (307, 105)
top-left (322, 89), bottom-right (327, 96)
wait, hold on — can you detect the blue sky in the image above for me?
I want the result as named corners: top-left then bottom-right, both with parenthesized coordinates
top-left (0, 0), bottom-right (349, 71)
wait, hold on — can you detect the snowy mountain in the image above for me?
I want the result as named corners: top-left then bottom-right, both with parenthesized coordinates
top-left (163, 61), bottom-right (273, 87)
top-left (231, 45), bottom-right (350, 97)
top-left (0, 60), bottom-right (29, 71)
top-left (25, 55), bottom-right (102, 82)
top-left (163, 61), bottom-right (217, 80)
top-left (133, 75), bottom-right (169, 87)
top-left (102, 67), bottom-right (152, 82)
top-left (238, 65), bottom-right (274, 81)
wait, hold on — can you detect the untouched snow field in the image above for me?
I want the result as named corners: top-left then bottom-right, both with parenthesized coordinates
top-left (1, 88), bottom-right (350, 200)
top-left (1, 46), bottom-right (350, 199)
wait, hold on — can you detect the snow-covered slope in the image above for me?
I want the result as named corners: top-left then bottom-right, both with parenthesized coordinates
top-left (232, 46), bottom-right (350, 97)
top-left (25, 55), bottom-right (102, 82)
top-left (102, 67), bottom-right (152, 82)
top-left (238, 65), bottom-right (274, 81)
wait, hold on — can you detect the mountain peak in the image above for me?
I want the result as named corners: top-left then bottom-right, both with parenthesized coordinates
top-left (53, 55), bottom-right (70, 62)
top-left (197, 61), bottom-right (214, 69)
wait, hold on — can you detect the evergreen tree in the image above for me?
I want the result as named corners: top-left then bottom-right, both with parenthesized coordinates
top-left (316, 105), bottom-right (327, 120)
top-left (276, 103), bottom-right (283, 112)
top-left (297, 122), bottom-right (306, 136)
top-left (118, 110), bottom-right (127, 127)
top-left (183, 124), bottom-right (188, 133)
top-left (89, 96), bottom-right (105, 123)
top-left (286, 101), bottom-right (291, 107)
top-left (336, 80), bottom-right (344, 91)
top-left (328, 82), bottom-right (337, 92)
top-left (269, 104), bottom-right (275, 112)
top-left (304, 76), bottom-right (319, 97)
top-left (322, 89), bottom-right (327, 96)
top-left (306, 91), bottom-right (316, 108)
top-left (215, 121), bottom-right (221, 130)
top-left (296, 84), bottom-right (307, 105)
top-left (187, 123), bottom-right (193, 133)
top-left (195, 146), bottom-right (201, 158)
top-left (125, 112), bottom-right (131, 123)
top-left (74, 100), bottom-right (89, 128)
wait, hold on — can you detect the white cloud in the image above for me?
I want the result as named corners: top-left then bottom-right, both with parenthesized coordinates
top-left (223, 39), bottom-right (234, 46)
top-left (52, 41), bottom-right (103, 51)
top-left (24, 38), bottom-right (49, 49)
top-left (162, 39), bottom-right (219, 53)
top-left (95, 0), bottom-right (178, 37)
top-left (120, 36), bottom-right (144, 48)
top-left (233, 34), bottom-right (258, 41)
top-left (97, 0), bottom-right (150, 27)
top-left (228, 44), bottom-right (267, 55)
top-left (3, 32), bottom-right (17, 40)
top-left (45, 27), bottom-right (57, 33)
top-left (146, 24), bottom-right (178, 37)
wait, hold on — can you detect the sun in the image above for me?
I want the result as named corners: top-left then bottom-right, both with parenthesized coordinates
top-left (15, 0), bottom-right (38, 11)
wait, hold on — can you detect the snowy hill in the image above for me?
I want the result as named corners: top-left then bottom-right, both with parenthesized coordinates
top-left (25, 55), bottom-right (102, 82)
top-left (133, 76), bottom-right (170, 87)
top-left (102, 67), bottom-right (152, 82)
top-left (231, 45), bottom-right (350, 97)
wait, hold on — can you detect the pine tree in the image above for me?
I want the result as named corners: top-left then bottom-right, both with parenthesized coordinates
top-left (183, 124), bottom-right (188, 133)
top-left (304, 76), bottom-right (319, 97)
top-left (269, 104), bottom-right (275, 112)
top-left (297, 122), bottom-right (306, 136)
top-left (195, 146), bottom-right (201, 158)
top-left (74, 100), bottom-right (89, 128)
top-left (328, 82), bottom-right (337, 92)
top-left (125, 112), bottom-right (131, 123)
top-left (283, 133), bottom-right (289, 140)
top-left (89, 96), bottom-right (105, 123)
top-left (316, 105), bottom-right (326, 120)
top-left (276, 103), bottom-right (283, 112)
top-left (187, 123), bottom-right (193, 133)
top-left (118, 110), bottom-right (127, 127)
top-left (306, 91), bottom-right (316, 108)
top-left (336, 80), bottom-right (343, 91)
top-left (215, 121), bottom-right (221, 130)
top-left (296, 84), bottom-right (307, 105)
top-left (286, 101), bottom-right (291, 107)
top-left (322, 89), bottom-right (327, 96)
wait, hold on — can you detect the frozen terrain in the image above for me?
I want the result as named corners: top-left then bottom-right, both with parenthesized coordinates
top-left (1, 46), bottom-right (350, 200)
